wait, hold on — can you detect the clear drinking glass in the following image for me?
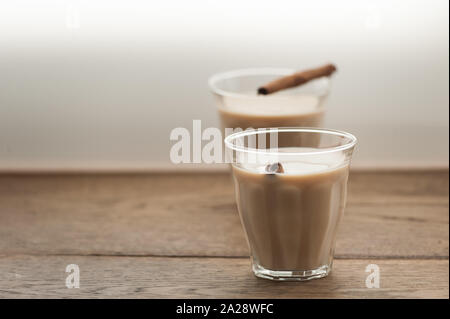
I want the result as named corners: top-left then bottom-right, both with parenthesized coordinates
top-left (224, 127), bottom-right (357, 281)
top-left (209, 68), bottom-right (331, 144)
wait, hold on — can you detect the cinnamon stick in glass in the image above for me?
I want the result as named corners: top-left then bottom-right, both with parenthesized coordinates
top-left (258, 63), bottom-right (337, 95)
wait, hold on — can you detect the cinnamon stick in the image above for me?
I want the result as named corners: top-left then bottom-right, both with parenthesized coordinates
top-left (258, 63), bottom-right (337, 95)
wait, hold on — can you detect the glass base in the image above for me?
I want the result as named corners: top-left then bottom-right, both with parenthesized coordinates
top-left (252, 263), bottom-right (331, 281)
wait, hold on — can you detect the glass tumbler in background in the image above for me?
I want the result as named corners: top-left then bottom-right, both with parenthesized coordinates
top-left (209, 68), bottom-right (331, 146)
top-left (224, 128), bottom-right (357, 281)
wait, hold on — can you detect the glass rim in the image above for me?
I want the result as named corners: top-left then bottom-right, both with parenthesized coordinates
top-left (208, 68), bottom-right (330, 99)
top-left (224, 127), bottom-right (357, 156)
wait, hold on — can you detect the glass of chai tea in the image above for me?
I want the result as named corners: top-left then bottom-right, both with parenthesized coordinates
top-left (224, 127), bottom-right (357, 281)
top-left (209, 68), bottom-right (332, 146)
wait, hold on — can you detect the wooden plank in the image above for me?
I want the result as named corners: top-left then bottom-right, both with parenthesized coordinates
top-left (347, 171), bottom-right (449, 205)
top-left (0, 255), bottom-right (447, 298)
top-left (0, 171), bottom-right (448, 257)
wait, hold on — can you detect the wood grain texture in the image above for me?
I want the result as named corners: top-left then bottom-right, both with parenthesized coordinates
top-left (0, 255), bottom-right (447, 299)
top-left (0, 171), bottom-right (448, 258)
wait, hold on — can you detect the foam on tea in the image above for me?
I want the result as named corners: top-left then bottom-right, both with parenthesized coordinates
top-left (219, 94), bottom-right (324, 131)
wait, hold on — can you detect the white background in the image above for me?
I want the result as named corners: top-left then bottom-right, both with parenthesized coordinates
top-left (0, 0), bottom-right (448, 171)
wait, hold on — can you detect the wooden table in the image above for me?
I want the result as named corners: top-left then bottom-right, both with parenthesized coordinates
top-left (0, 170), bottom-right (448, 298)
